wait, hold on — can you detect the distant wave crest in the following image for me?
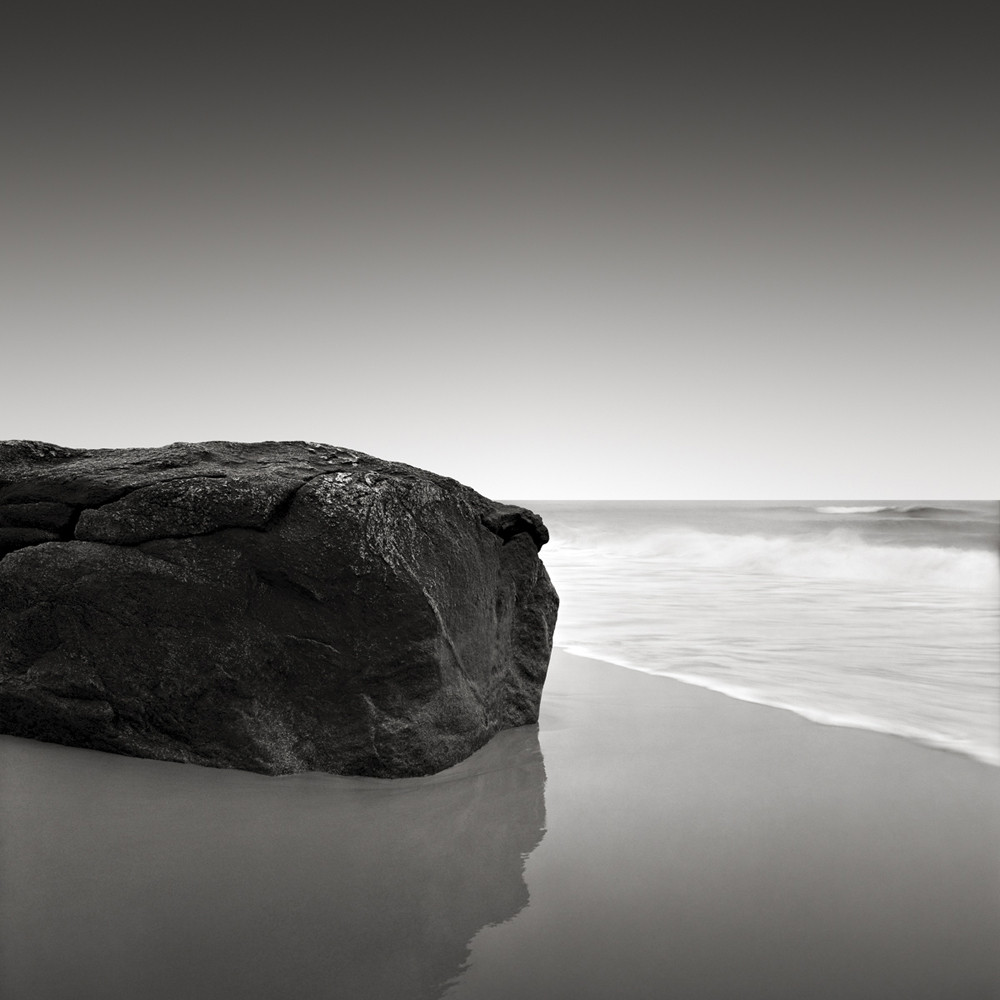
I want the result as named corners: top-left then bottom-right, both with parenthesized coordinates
top-left (815, 505), bottom-right (894, 514)
top-left (814, 504), bottom-right (961, 516)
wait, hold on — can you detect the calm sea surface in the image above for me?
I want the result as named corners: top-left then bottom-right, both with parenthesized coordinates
top-left (527, 501), bottom-right (999, 765)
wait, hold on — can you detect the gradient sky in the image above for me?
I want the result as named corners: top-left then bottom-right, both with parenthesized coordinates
top-left (2, 4), bottom-right (997, 498)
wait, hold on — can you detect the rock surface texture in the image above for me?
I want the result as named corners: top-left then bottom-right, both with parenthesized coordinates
top-left (0, 441), bottom-right (558, 777)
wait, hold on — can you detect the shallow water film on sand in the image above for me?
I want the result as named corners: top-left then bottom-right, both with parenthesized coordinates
top-left (534, 501), bottom-right (999, 764)
top-left (0, 728), bottom-right (546, 1000)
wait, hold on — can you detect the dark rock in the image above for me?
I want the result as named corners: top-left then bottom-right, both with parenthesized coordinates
top-left (0, 527), bottom-right (61, 557)
top-left (481, 504), bottom-right (549, 548)
top-left (0, 440), bottom-right (558, 777)
top-left (0, 501), bottom-right (76, 532)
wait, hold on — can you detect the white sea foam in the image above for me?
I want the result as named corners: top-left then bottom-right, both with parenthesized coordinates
top-left (548, 527), bottom-right (998, 591)
top-left (558, 642), bottom-right (1000, 767)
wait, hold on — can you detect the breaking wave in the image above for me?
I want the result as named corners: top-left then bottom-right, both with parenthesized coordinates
top-left (548, 527), bottom-right (998, 591)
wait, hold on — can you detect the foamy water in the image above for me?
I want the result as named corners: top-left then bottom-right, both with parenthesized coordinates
top-left (528, 501), bottom-right (999, 765)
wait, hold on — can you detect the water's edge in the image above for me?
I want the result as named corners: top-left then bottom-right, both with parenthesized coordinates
top-left (554, 642), bottom-right (1000, 768)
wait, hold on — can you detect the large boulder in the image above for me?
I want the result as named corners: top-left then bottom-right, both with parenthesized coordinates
top-left (0, 440), bottom-right (558, 777)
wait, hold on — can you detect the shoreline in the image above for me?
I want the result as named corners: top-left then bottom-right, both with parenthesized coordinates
top-left (552, 642), bottom-right (1000, 767)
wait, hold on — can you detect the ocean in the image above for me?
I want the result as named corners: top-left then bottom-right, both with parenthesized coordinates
top-left (527, 501), bottom-right (999, 766)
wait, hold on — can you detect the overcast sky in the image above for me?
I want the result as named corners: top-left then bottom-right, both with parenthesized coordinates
top-left (2, 4), bottom-right (996, 499)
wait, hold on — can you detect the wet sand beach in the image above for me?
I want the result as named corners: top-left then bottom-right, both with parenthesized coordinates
top-left (2, 649), bottom-right (998, 999)
top-left (449, 651), bottom-right (1000, 999)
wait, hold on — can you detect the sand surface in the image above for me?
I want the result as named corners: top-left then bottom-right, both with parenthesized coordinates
top-left (2, 649), bottom-right (998, 999)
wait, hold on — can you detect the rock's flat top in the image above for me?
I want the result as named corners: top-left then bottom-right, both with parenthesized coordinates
top-left (0, 439), bottom-right (548, 545)
top-left (0, 441), bottom-right (558, 777)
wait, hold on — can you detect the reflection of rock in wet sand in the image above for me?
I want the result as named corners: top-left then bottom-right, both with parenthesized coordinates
top-left (0, 725), bottom-right (546, 1000)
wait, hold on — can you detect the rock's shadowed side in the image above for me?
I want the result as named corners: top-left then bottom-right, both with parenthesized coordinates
top-left (0, 441), bottom-right (559, 777)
